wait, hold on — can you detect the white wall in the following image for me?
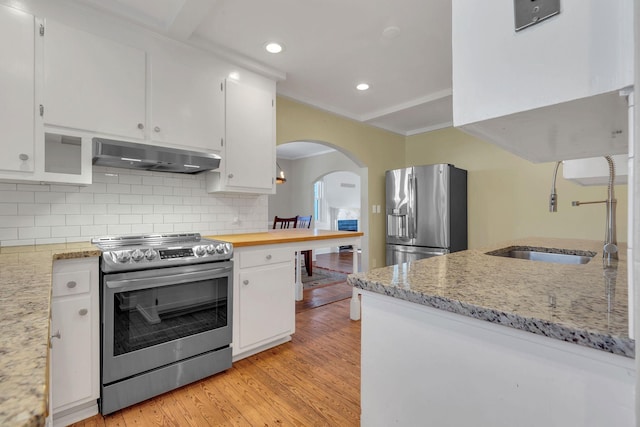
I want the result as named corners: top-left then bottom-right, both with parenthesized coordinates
top-left (0, 166), bottom-right (268, 246)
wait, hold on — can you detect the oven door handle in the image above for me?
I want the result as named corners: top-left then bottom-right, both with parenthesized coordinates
top-left (105, 267), bottom-right (231, 291)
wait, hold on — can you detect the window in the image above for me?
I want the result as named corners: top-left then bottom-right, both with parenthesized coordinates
top-left (314, 180), bottom-right (325, 222)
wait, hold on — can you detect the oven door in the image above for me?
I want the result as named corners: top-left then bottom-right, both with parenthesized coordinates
top-left (102, 261), bottom-right (232, 385)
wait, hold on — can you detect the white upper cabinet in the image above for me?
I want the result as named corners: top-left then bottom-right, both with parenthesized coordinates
top-left (43, 19), bottom-right (146, 139)
top-left (0, 4), bottom-right (35, 174)
top-left (452, 0), bottom-right (633, 162)
top-left (148, 42), bottom-right (225, 152)
top-left (207, 77), bottom-right (276, 194)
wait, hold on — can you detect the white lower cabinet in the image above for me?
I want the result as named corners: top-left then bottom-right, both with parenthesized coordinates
top-left (50, 257), bottom-right (99, 426)
top-left (233, 246), bottom-right (295, 360)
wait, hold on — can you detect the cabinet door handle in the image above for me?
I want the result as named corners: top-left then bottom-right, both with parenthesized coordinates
top-left (78, 308), bottom-right (88, 316)
top-left (66, 281), bottom-right (77, 289)
top-left (266, 254), bottom-right (272, 260)
top-left (154, 126), bottom-right (161, 132)
top-left (137, 123), bottom-right (144, 130)
top-left (243, 279), bottom-right (249, 285)
top-left (51, 330), bottom-right (61, 340)
top-left (228, 173), bottom-right (234, 179)
top-left (19, 153), bottom-right (29, 161)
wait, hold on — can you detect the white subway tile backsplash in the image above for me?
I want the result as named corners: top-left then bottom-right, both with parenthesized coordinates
top-left (107, 204), bottom-right (132, 214)
top-left (18, 204), bottom-right (51, 216)
top-left (51, 203), bottom-right (81, 215)
top-left (81, 204), bottom-right (108, 215)
top-left (153, 205), bottom-right (173, 214)
top-left (19, 227), bottom-right (51, 239)
top-left (0, 191), bottom-right (34, 203)
top-left (119, 214), bottom-right (142, 224)
top-left (0, 204), bottom-right (17, 215)
top-left (108, 224), bottom-right (132, 235)
top-left (51, 226), bottom-right (81, 238)
top-left (143, 214), bottom-right (164, 224)
top-left (35, 215), bottom-right (65, 226)
top-left (0, 168), bottom-right (268, 246)
top-left (94, 194), bottom-right (120, 204)
top-left (94, 214), bottom-right (120, 225)
top-left (6, 214), bottom-right (35, 228)
top-left (131, 185), bottom-right (153, 195)
top-left (81, 225), bottom-right (107, 237)
top-left (153, 223), bottom-right (174, 233)
top-left (131, 205), bottom-right (153, 214)
top-left (66, 215), bottom-right (94, 226)
top-left (107, 184), bottom-right (131, 194)
top-left (35, 192), bottom-right (65, 203)
top-left (143, 195), bottom-right (164, 205)
top-left (119, 174), bottom-right (142, 185)
top-left (119, 194), bottom-right (143, 205)
top-left (65, 193), bottom-right (95, 204)
top-left (0, 228), bottom-right (18, 240)
top-left (17, 183), bottom-right (50, 192)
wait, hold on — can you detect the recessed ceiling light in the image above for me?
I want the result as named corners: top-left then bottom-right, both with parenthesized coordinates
top-left (265, 42), bottom-right (284, 53)
top-left (382, 26), bottom-right (401, 39)
top-left (356, 83), bottom-right (370, 91)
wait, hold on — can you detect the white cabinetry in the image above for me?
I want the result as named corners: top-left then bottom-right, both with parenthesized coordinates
top-left (233, 246), bottom-right (295, 360)
top-left (207, 78), bottom-right (276, 194)
top-left (50, 258), bottom-right (99, 426)
top-left (43, 19), bottom-right (146, 139)
top-left (452, 0), bottom-right (633, 162)
top-left (148, 42), bottom-right (224, 152)
top-left (0, 3), bottom-right (35, 176)
top-left (361, 291), bottom-right (635, 426)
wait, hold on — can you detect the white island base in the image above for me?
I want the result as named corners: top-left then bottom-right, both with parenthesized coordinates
top-left (360, 291), bottom-right (635, 426)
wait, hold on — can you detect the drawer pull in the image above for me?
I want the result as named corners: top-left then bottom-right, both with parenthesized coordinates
top-left (243, 279), bottom-right (249, 285)
top-left (78, 308), bottom-right (88, 316)
top-left (66, 281), bottom-right (77, 289)
top-left (51, 330), bottom-right (61, 340)
top-left (266, 254), bottom-right (272, 260)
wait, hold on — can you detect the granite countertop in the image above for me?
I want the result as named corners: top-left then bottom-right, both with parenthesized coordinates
top-left (348, 237), bottom-right (634, 358)
top-left (0, 242), bottom-right (100, 427)
top-left (208, 229), bottom-right (364, 247)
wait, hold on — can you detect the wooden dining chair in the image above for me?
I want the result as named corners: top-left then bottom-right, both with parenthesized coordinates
top-left (297, 215), bottom-right (313, 276)
top-left (273, 215), bottom-right (298, 229)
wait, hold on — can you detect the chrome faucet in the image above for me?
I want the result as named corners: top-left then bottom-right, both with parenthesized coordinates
top-left (549, 156), bottom-right (618, 261)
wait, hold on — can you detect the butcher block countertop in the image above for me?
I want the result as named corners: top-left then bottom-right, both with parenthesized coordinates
top-left (349, 237), bottom-right (634, 358)
top-left (0, 242), bottom-right (99, 427)
top-left (207, 229), bottom-right (364, 247)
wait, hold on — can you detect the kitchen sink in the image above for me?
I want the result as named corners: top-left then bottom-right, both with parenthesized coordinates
top-left (486, 246), bottom-right (596, 265)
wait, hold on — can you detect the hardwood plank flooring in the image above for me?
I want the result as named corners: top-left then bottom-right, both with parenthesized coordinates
top-left (72, 298), bottom-right (361, 427)
top-left (296, 251), bottom-right (360, 314)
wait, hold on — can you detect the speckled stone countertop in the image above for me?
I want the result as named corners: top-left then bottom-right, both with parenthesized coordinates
top-left (0, 242), bottom-right (100, 427)
top-left (348, 237), bottom-right (634, 358)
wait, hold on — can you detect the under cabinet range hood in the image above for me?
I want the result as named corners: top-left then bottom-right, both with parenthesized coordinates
top-left (92, 138), bottom-right (221, 174)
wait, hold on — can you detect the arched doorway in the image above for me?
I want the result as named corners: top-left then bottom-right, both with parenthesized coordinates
top-left (268, 140), bottom-right (369, 272)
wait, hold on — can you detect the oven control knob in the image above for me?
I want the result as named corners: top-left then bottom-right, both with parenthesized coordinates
top-left (116, 251), bottom-right (131, 263)
top-left (206, 244), bottom-right (216, 254)
top-left (216, 244), bottom-right (226, 254)
top-left (195, 245), bottom-right (206, 256)
top-left (131, 249), bottom-right (144, 262)
top-left (144, 249), bottom-right (157, 260)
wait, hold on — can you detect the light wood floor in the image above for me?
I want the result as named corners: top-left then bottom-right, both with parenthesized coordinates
top-left (73, 254), bottom-right (361, 427)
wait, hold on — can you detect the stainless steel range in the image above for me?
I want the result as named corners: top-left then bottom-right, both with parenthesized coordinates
top-left (92, 233), bottom-right (233, 415)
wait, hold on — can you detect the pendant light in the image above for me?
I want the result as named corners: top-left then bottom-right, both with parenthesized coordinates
top-left (276, 162), bottom-right (286, 184)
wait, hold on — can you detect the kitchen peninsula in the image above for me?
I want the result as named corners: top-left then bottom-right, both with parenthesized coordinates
top-left (0, 229), bottom-right (362, 426)
top-left (349, 237), bottom-right (635, 426)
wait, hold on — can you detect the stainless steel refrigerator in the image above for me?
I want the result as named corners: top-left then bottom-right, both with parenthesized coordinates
top-left (385, 164), bottom-right (467, 266)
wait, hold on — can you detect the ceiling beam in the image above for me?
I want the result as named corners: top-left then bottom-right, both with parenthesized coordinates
top-left (168, 0), bottom-right (218, 40)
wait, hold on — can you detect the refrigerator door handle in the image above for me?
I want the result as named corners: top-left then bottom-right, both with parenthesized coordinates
top-left (410, 175), bottom-right (418, 238)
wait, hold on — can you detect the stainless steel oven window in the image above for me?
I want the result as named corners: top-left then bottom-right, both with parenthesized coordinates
top-left (112, 277), bottom-right (228, 355)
